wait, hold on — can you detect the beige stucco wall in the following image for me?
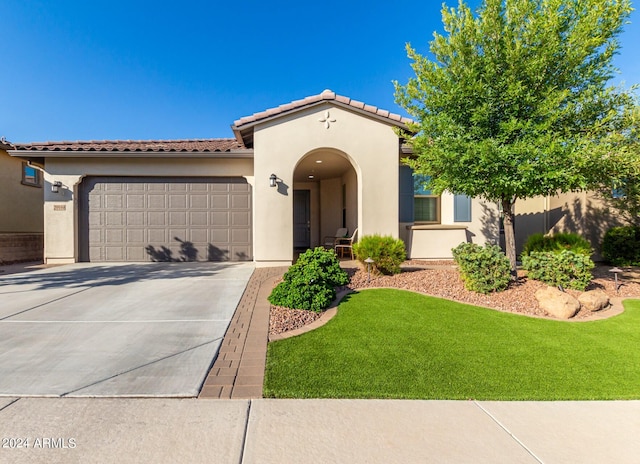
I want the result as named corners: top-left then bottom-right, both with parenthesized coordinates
top-left (252, 103), bottom-right (401, 266)
top-left (512, 191), bottom-right (624, 259)
top-left (0, 150), bottom-right (44, 233)
top-left (513, 196), bottom-right (548, 255)
top-left (41, 156), bottom-right (253, 264)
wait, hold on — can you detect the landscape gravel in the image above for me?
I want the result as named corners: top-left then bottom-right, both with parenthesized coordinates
top-left (269, 261), bottom-right (640, 335)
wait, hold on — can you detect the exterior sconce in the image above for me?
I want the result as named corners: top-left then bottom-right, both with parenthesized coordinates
top-left (269, 174), bottom-right (278, 188)
top-left (51, 181), bottom-right (63, 193)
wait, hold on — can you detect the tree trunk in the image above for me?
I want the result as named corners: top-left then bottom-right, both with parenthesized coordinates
top-left (501, 198), bottom-right (518, 280)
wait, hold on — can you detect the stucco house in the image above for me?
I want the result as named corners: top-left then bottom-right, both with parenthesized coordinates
top-left (6, 90), bottom-right (618, 266)
top-left (0, 140), bottom-right (44, 263)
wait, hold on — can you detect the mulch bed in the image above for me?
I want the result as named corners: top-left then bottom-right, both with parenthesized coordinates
top-left (269, 261), bottom-right (640, 336)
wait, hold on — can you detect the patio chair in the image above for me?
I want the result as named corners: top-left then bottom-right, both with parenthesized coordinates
top-left (323, 227), bottom-right (348, 249)
top-left (334, 228), bottom-right (358, 259)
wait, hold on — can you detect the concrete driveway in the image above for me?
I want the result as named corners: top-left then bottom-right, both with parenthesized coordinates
top-left (0, 262), bottom-right (254, 397)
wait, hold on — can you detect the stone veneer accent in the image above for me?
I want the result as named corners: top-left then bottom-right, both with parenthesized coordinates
top-left (0, 233), bottom-right (43, 264)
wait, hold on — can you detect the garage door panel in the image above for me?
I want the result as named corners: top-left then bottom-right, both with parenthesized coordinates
top-left (211, 211), bottom-right (229, 226)
top-left (127, 194), bottom-right (145, 208)
top-left (190, 212), bottom-right (208, 226)
top-left (148, 195), bottom-right (166, 208)
top-left (80, 177), bottom-right (252, 262)
top-left (105, 229), bottom-right (123, 244)
top-left (169, 211), bottom-right (187, 226)
top-left (89, 229), bottom-right (102, 243)
top-left (231, 192), bottom-right (250, 208)
top-left (231, 211), bottom-right (250, 227)
top-left (190, 194), bottom-right (208, 208)
top-left (105, 247), bottom-right (125, 261)
top-left (147, 229), bottom-right (167, 242)
top-left (211, 195), bottom-right (229, 209)
top-left (106, 212), bottom-right (124, 226)
top-left (127, 229), bottom-right (144, 242)
top-left (232, 229), bottom-right (250, 243)
top-left (89, 247), bottom-right (103, 261)
top-left (127, 247), bottom-right (147, 261)
top-left (126, 211), bottom-right (144, 226)
top-left (189, 229), bottom-right (208, 243)
top-left (105, 195), bottom-right (123, 209)
top-left (212, 229), bottom-right (230, 243)
top-left (169, 194), bottom-right (187, 208)
top-left (148, 211), bottom-right (166, 226)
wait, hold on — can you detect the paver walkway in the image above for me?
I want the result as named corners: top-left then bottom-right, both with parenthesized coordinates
top-left (199, 267), bottom-right (287, 399)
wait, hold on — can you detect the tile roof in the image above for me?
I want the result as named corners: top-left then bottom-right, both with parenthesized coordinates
top-left (12, 139), bottom-right (248, 153)
top-left (232, 89), bottom-right (413, 129)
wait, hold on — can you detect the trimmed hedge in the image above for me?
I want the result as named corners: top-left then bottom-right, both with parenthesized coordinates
top-left (268, 247), bottom-right (349, 312)
top-left (451, 242), bottom-right (511, 294)
top-left (352, 234), bottom-right (406, 275)
top-left (601, 226), bottom-right (640, 266)
top-left (522, 250), bottom-right (594, 291)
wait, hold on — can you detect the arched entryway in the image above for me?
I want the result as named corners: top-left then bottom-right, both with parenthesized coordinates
top-left (292, 148), bottom-right (359, 252)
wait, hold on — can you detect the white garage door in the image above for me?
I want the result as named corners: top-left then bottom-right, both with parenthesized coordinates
top-left (79, 177), bottom-right (252, 262)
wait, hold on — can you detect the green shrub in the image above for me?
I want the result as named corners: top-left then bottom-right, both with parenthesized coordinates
top-left (451, 242), bottom-right (511, 294)
top-left (522, 250), bottom-right (594, 291)
top-left (601, 226), bottom-right (640, 266)
top-left (352, 235), bottom-right (406, 275)
top-left (522, 232), bottom-right (592, 257)
top-left (268, 247), bottom-right (349, 312)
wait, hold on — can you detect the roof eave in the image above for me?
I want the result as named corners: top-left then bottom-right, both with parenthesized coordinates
top-left (7, 149), bottom-right (254, 159)
top-left (232, 99), bottom-right (412, 133)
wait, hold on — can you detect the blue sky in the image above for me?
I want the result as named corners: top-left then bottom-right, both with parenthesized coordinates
top-left (2, 0), bottom-right (638, 143)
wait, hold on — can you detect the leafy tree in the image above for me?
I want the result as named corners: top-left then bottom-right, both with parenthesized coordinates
top-left (596, 103), bottom-right (640, 225)
top-left (394, 0), bottom-right (635, 277)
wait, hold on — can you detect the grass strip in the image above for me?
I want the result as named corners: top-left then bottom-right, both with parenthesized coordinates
top-left (264, 289), bottom-right (640, 400)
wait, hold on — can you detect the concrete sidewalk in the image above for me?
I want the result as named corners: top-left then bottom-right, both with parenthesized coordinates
top-left (1, 398), bottom-right (638, 464)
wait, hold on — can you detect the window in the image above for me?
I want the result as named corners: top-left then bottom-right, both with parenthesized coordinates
top-left (22, 162), bottom-right (42, 187)
top-left (454, 194), bottom-right (472, 222)
top-left (413, 174), bottom-right (440, 223)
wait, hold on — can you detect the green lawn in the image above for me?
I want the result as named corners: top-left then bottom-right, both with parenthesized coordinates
top-left (264, 289), bottom-right (640, 400)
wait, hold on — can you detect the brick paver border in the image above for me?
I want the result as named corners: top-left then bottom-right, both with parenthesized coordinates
top-left (199, 267), bottom-right (286, 399)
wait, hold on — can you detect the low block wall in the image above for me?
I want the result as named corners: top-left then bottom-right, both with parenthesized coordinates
top-left (0, 233), bottom-right (44, 264)
top-left (404, 225), bottom-right (469, 260)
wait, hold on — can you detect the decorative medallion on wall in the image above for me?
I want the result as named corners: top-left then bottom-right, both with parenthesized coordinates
top-left (319, 111), bottom-right (336, 129)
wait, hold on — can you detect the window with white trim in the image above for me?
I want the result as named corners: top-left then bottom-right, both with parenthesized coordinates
top-left (413, 174), bottom-right (440, 223)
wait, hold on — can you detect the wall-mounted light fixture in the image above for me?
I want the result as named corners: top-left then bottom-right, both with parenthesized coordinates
top-left (269, 174), bottom-right (278, 188)
top-left (51, 181), bottom-right (63, 193)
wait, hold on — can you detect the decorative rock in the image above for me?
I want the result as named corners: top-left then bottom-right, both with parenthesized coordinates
top-left (578, 290), bottom-right (610, 312)
top-left (535, 286), bottom-right (580, 319)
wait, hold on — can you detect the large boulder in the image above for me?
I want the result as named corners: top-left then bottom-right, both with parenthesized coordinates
top-left (578, 290), bottom-right (610, 312)
top-left (535, 286), bottom-right (580, 319)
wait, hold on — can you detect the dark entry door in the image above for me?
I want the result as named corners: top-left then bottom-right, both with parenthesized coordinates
top-left (293, 190), bottom-right (310, 249)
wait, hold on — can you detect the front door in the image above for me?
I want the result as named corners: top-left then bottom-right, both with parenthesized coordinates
top-left (293, 190), bottom-right (310, 249)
